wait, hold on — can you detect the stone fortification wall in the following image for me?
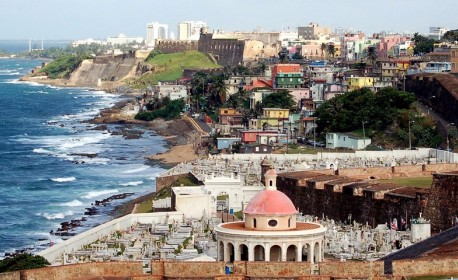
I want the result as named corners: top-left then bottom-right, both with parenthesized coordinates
top-left (1, 258), bottom-right (458, 279)
top-left (155, 172), bottom-right (199, 192)
top-left (163, 261), bottom-right (225, 278)
top-left (406, 74), bottom-right (458, 126)
top-left (424, 172), bottom-right (458, 231)
top-left (68, 52), bottom-right (139, 87)
top-left (155, 40), bottom-right (199, 54)
top-left (392, 257), bottom-right (458, 277)
top-left (0, 272), bottom-right (19, 280)
top-left (319, 260), bottom-right (385, 278)
top-left (198, 33), bottom-right (244, 67)
top-left (278, 164), bottom-right (458, 228)
top-left (20, 262), bottom-right (143, 280)
top-left (230, 32), bottom-right (280, 45)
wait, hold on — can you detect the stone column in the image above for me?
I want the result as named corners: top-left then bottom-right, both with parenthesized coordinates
top-left (315, 241), bottom-right (321, 262)
top-left (234, 243), bottom-right (241, 261)
top-left (308, 242), bottom-right (315, 264)
top-left (281, 242), bottom-right (287, 261)
top-left (265, 243), bottom-right (271, 262)
top-left (224, 242), bottom-right (230, 262)
top-left (296, 242), bottom-right (303, 262)
top-left (248, 243), bottom-right (254, 261)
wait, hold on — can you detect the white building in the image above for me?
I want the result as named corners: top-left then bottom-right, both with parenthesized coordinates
top-left (172, 173), bottom-right (264, 220)
top-left (146, 22), bottom-right (169, 47)
top-left (106, 34), bottom-right (144, 46)
top-left (429, 26), bottom-right (449, 40)
top-left (71, 38), bottom-right (107, 47)
top-left (177, 21), bottom-right (207, 41)
top-left (152, 83), bottom-right (188, 100)
top-left (215, 169), bottom-right (326, 262)
top-left (326, 132), bottom-right (371, 150)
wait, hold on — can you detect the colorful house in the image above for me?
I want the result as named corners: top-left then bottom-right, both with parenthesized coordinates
top-left (262, 108), bottom-right (290, 120)
top-left (272, 64), bottom-right (304, 89)
top-left (218, 108), bottom-right (243, 125)
top-left (347, 77), bottom-right (375, 91)
top-left (239, 130), bottom-right (279, 144)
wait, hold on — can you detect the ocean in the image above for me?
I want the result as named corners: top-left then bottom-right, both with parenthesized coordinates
top-left (0, 58), bottom-right (167, 256)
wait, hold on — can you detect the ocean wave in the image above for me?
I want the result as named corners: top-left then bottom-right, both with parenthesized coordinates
top-left (33, 148), bottom-right (53, 154)
top-left (120, 181), bottom-right (144, 187)
top-left (51, 177), bottom-right (76, 183)
top-left (36, 210), bottom-right (74, 220)
top-left (0, 71), bottom-right (20, 76)
top-left (122, 166), bottom-right (150, 174)
top-left (82, 189), bottom-right (119, 199)
top-left (59, 199), bottom-right (83, 207)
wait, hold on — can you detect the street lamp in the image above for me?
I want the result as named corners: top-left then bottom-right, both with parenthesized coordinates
top-left (408, 120), bottom-right (414, 150)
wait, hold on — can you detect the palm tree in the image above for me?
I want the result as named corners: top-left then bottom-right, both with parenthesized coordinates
top-left (367, 46), bottom-right (378, 66)
top-left (320, 43), bottom-right (327, 59)
top-left (326, 43), bottom-right (336, 60)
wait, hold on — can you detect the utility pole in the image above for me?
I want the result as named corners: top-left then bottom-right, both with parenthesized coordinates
top-left (362, 121), bottom-right (367, 150)
top-left (408, 120), bottom-right (414, 150)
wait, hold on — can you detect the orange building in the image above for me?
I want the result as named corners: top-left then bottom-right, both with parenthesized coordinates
top-left (271, 64), bottom-right (301, 79)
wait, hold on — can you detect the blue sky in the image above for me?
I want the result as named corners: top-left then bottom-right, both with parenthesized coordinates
top-left (0, 0), bottom-right (456, 40)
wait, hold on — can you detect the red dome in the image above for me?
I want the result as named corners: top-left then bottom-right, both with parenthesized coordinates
top-left (244, 190), bottom-right (297, 215)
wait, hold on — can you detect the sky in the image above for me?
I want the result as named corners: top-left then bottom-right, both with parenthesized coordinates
top-left (0, 0), bottom-right (456, 40)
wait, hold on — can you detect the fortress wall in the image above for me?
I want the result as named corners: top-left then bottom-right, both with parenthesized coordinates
top-left (198, 34), bottom-right (244, 67)
top-left (156, 40), bottom-right (199, 54)
top-left (20, 262), bottom-right (143, 280)
top-left (235, 261), bottom-right (312, 277)
top-left (424, 172), bottom-right (458, 231)
top-left (392, 257), bottom-right (458, 276)
top-left (319, 260), bottom-right (384, 278)
top-left (155, 172), bottom-right (199, 192)
top-left (163, 261), bottom-right (225, 278)
top-left (0, 272), bottom-right (20, 280)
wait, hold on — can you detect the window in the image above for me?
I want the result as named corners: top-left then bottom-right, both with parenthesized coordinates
top-left (253, 218), bottom-right (257, 228)
top-left (288, 218), bottom-right (291, 227)
top-left (269, 180), bottom-right (273, 187)
top-left (255, 147), bottom-right (259, 152)
top-left (268, 220), bottom-right (278, 227)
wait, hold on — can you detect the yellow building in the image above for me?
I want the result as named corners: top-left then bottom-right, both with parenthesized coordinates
top-left (347, 77), bottom-right (374, 91)
top-left (262, 108), bottom-right (290, 120)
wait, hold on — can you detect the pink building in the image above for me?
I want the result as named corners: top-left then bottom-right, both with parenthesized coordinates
top-left (377, 35), bottom-right (410, 59)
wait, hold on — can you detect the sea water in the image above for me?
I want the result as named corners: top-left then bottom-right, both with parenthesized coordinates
top-left (0, 58), bottom-right (168, 256)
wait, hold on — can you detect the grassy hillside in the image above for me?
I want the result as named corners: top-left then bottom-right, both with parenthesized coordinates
top-left (134, 50), bottom-right (220, 87)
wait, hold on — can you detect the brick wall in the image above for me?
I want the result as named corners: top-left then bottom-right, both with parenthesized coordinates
top-left (155, 40), bottom-right (199, 54)
top-left (20, 262), bottom-right (143, 280)
top-left (163, 261), bottom-right (225, 278)
top-left (319, 260), bottom-right (384, 278)
top-left (424, 172), bottom-right (458, 231)
top-left (392, 258), bottom-right (458, 276)
top-left (0, 271), bottom-right (19, 280)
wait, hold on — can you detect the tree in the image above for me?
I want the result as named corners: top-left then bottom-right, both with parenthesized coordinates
top-left (278, 47), bottom-right (289, 63)
top-left (261, 90), bottom-right (295, 110)
top-left (326, 43), bottom-right (336, 59)
top-left (367, 46), bottom-right (378, 66)
top-left (442, 29), bottom-right (458, 42)
top-left (413, 33), bottom-right (436, 55)
top-left (0, 254), bottom-right (49, 273)
top-left (320, 43), bottom-right (327, 59)
top-left (190, 71), bottom-right (208, 112)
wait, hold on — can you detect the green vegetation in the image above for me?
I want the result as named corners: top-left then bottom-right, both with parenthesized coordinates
top-left (172, 176), bottom-right (199, 187)
top-left (261, 90), bottom-right (296, 110)
top-left (217, 194), bottom-right (229, 200)
top-left (135, 98), bottom-right (185, 121)
top-left (38, 54), bottom-right (91, 79)
top-left (413, 33), bottom-right (437, 55)
top-left (378, 177), bottom-right (433, 188)
top-left (0, 253), bottom-right (49, 272)
top-left (314, 87), bottom-right (441, 149)
top-left (133, 51), bottom-right (220, 87)
top-left (233, 211), bottom-right (243, 220)
top-left (442, 29), bottom-right (458, 42)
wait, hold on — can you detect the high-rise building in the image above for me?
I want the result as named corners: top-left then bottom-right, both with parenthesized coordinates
top-left (177, 21), bottom-right (207, 41)
top-left (429, 26), bottom-right (449, 40)
top-left (146, 22), bottom-right (169, 47)
top-left (298, 23), bottom-right (332, 40)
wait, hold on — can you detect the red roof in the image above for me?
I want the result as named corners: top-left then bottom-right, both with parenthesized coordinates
top-left (244, 190), bottom-right (297, 215)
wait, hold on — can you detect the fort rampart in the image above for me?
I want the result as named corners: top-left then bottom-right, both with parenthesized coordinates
top-left (2, 258), bottom-right (457, 279)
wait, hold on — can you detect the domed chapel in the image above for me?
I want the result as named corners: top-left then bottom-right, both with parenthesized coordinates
top-left (215, 168), bottom-right (327, 262)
